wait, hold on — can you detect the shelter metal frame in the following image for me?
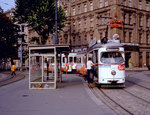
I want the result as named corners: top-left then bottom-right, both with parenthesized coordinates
top-left (29, 45), bottom-right (70, 89)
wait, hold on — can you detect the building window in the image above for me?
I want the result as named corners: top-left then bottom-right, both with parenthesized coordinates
top-left (73, 37), bottom-right (76, 45)
top-left (124, 13), bottom-right (127, 24)
top-left (146, 16), bottom-right (149, 28)
top-left (139, 0), bottom-right (142, 9)
top-left (100, 15), bottom-right (105, 25)
top-left (21, 25), bottom-right (25, 32)
top-left (129, 32), bottom-right (132, 42)
top-left (104, 14), bottom-right (108, 24)
top-left (104, 0), bottom-right (108, 7)
top-left (78, 36), bottom-right (81, 45)
top-left (148, 34), bottom-right (150, 44)
top-left (78, 20), bottom-right (81, 28)
top-left (122, 0), bottom-right (126, 6)
top-left (146, 52), bottom-right (149, 66)
top-left (73, 21), bottom-right (75, 31)
top-left (65, 10), bottom-right (68, 16)
top-left (65, 37), bottom-right (68, 44)
top-left (139, 52), bottom-right (142, 67)
top-left (84, 4), bottom-right (87, 12)
top-left (124, 31), bottom-right (127, 42)
top-left (129, 14), bottom-right (132, 25)
top-left (64, 0), bottom-right (68, 5)
top-left (58, 0), bottom-right (62, 6)
top-left (100, 33), bottom-right (102, 39)
top-left (139, 33), bottom-right (142, 44)
top-left (90, 2), bottom-right (93, 11)
top-left (146, 34), bottom-right (150, 44)
top-left (84, 18), bottom-right (87, 28)
top-left (90, 17), bottom-right (94, 27)
top-left (78, 5), bottom-right (81, 14)
top-left (128, 0), bottom-right (132, 7)
top-left (73, 7), bottom-right (75, 16)
top-left (99, 0), bottom-right (103, 8)
top-left (146, 1), bottom-right (150, 11)
top-left (139, 15), bottom-right (142, 27)
top-left (90, 34), bottom-right (93, 40)
top-left (84, 35), bottom-right (87, 44)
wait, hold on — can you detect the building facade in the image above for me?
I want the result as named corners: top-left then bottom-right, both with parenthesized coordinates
top-left (5, 9), bottom-right (29, 69)
top-left (59, 0), bottom-right (150, 68)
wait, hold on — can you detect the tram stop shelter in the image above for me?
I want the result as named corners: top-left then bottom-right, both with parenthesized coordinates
top-left (29, 45), bottom-right (70, 89)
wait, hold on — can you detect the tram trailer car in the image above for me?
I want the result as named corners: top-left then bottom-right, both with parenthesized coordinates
top-left (61, 53), bottom-right (78, 73)
top-left (87, 39), bottom-right (125, 88)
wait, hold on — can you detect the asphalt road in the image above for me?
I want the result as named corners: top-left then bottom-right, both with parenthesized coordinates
top-left (0, 72), bottom-right (116, 115)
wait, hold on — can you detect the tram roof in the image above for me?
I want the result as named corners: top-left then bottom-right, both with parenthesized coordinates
top-left (88, 40), bottom-right (123, 52)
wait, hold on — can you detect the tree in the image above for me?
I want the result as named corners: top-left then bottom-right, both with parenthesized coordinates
top-left (0, 11), bottom-right (20, 59)
top-left (14, 0), bottom-right (66, 44)
top-left (0, 6), bottom-right (3, 13)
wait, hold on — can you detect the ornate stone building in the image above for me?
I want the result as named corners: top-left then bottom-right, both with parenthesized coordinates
top-left (59, 0), bottom-right (150, 68)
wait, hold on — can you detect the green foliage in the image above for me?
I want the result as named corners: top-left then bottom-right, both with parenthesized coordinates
top-left (0, 6), bottom-right (3, 13)
top-left (14, 0), bottom-right (66, 44)
top-left (0, 12), bottom-right (20, 59)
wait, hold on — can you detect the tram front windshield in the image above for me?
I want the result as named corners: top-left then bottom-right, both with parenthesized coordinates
top-left (101, 52), bottom-right (124, 64)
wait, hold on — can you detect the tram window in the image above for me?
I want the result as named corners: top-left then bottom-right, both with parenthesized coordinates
top-left (93, 50), bottom-right (98, 63)
top-left (101, 52), bottom-right (124, 64)
top-left (63, 57), bottom-right (65, 63)
top-left (74, 57), bottom-right (77, 63)
top-left (69, 57), bottom-right (73, 63)
top-left (77, 57), bottom-right (81, 63)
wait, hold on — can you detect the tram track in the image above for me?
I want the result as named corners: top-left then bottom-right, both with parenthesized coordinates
top-left (90, 84), bottom-right (150, 115)
top-left (0, 72), bottom-right (26, 87)
top-left (123, 86), bottom-right (150, 103)
top-left (126, 79), bottom-right (150, 90)
top-left (126, 72), bottom-right (150, 89)
top-left (91, 87), bottom-right (133, 115)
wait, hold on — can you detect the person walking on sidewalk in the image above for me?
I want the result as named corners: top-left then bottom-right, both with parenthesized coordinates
top-left (11, 62), bottom-right (16, 76)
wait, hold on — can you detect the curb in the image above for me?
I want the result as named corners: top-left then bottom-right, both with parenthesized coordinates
top-left (0, 72), bottom-right (26, 87)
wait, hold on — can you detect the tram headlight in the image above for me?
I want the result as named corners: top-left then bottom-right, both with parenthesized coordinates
top-left (111, 70), bottom-right (116, 75)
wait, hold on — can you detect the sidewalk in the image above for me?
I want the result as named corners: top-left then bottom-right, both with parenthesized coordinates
top-left (126, 67), bottom-right (148, 71)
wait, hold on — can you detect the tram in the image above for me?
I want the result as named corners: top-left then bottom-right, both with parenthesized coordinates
top-left (85, 35), bottom-right (125, 87)
top-left (61, 53), bottom-right (80, 73)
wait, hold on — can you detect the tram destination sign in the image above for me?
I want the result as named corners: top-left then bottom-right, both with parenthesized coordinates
top-left (106, 48), bottom-right (119, 51)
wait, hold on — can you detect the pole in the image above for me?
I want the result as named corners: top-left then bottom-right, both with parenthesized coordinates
top-left (20, 37), bottom-right (23, 71)
top-left (55, 0), bottom-right (58, 44)
top-left (105, 24), bottom-right (108, 38)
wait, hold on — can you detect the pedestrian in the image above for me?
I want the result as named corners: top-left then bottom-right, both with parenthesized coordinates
top-left (11, 62), bottom-right (16, 76)
top-left (128, 56), bottom-right (133, 68)
top-left (86, 57), bottom-right (97, 86)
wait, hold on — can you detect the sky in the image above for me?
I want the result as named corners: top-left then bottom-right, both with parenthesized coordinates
top-left (0, 0), bottom-right (15, 12)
